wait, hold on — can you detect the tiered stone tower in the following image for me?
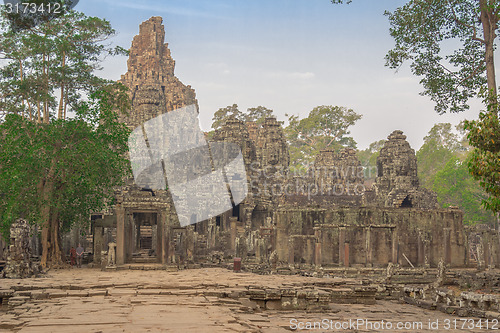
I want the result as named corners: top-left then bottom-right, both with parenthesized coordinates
top-left (374, 130), bottom-right (437, 209)
top-left (255, 118), bottom-right (290, 172)
top-left (118, 16), bottom-right (197, 129)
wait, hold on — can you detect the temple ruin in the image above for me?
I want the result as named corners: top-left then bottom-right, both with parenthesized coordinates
top-left (89, 16), bottom-right (493, 270)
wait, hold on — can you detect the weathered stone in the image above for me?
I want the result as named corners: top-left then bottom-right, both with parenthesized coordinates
top-left (373, 130), bottom-right (437, 209)
top-left (118, 16), bottom-right (197, 129)
top-left (3, 219), bottom-right (40, 279)
top-left (83, 17), bottom-right (470, 273)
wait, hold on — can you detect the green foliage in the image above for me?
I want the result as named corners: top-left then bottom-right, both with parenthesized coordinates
top-left (245, 106), bottom-right (274, 125)
top-left (417, 123), bottom-right (461, 189)
top-left (464, 110), bottom-right (500, 213)
top-left (357, 140), bottom-right (385, 182)
top-left (433, 156), bottom-right (496, 225)
top-left (0, 84), bottom-right (131, 239)
top-left (284, 105), bottom-right (361, 171)
top-left (417, 122), bottom-right (496, 224)
top-left (211, 104), bottom-right (243, 130)
top-left (211, 104), bottom-right (278, 131)
top-left (0, 8), bottom-right (127, 121)
top-left (384, 0), bottom-right (492, 114)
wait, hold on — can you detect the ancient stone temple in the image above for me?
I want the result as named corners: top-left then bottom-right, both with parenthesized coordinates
top-left (91, 16), bottom-right (469, 269)
top-left (275, 132), bottom-right (465, 268)
top-left (3, 219), bottom-right (40, 278)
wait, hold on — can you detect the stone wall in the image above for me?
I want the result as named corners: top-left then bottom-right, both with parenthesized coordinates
top-left (275, 207), bottom-right (466, 268)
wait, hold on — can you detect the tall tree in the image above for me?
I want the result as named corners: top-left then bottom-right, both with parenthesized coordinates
top-left (433, 156), bottom-right (497, 225)
top-left (0, 8), bottom-right (127, 123)
top-left (284, 105), bottom-right (361, 171)
top-left (384, 0), bottom-right (497, 114)
top-left (0, 7), bottom-right (130, 267)
top-left (0, 84), bottom-right (131, 268)
top-left (357, 139), bottom-right (385, 183)
top-left (211, 104), bottom-right (244, 131)
top-left (245, 106), bottom-right (275, 125)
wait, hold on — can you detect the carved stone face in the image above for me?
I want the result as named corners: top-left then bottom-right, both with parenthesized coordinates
top-left (134, 85), bottom-right (162, 106)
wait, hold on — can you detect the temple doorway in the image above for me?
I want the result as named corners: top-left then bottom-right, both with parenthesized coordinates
top-left (131, 212), bottom-right (158, 262)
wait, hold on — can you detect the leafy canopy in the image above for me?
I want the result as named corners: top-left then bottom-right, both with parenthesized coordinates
top-left (285, 105), bottom-right (361, 171)
top-left (210, 104), bottom-right (277, 131)
top-left (0, 84), bottom-right (131, 239)
top-left (0, 8), bottom-right (128, 122)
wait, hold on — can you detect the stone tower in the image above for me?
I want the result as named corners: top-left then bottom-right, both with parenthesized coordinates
top-left (212, 116), bottom-right (258, 168)
top-left (374, 130), bottom-right (437, 209)
top-left (256, 117), bottom-right (290, 172)
top-left (118, 16), bottom-right (197, 129)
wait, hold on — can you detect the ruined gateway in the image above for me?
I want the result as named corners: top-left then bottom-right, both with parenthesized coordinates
top-left (92, 16), bottom-right (470, 269)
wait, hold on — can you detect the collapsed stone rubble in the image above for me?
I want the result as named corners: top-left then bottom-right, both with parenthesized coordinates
top-left (2, 219), bottom-right (40, 279)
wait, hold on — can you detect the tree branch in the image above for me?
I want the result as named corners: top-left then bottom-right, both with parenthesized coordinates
top-left (447, 0), bottom-right (486, 44)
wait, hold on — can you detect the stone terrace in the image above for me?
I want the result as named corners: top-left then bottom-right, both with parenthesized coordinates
top-left (0, 268), bottom-right (491, 332)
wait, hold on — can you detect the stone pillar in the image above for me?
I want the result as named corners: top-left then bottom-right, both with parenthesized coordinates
top-left (161, 211), bottom-right (168, 264)
top-left (365, 226), bottom-right (372, 267)
top-left (116, 205), bottom-right (125, 265)
top-left (230, 217), bottom-right (238, 253)
top-left (417, 231), bottom-right (424, 267)
top-left (288, 238), bottom-right (294, 265)
top-left (3, 219), bottom-right (40, 278)
top-left (391, 228), bottom-right (398, 264)
top-left (477, 240), bottom-right (485, 270)
top-left (93, 226), bottom-right (103, 264)
top-left (339, 227), bottom-right (345, 266)
top-left (314, 228), bottom-right (322, 266)
top-left (344, 243), bottom-right (350, 267)
top-left (444, 228), bottom-right (452, 265)
top-left (424, 239), bottom-right (430, 268)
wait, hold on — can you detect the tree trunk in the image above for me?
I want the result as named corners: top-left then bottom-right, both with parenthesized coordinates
top-left (57, 51), bottom-right (66, 120)
top-left (41, 212), bottom-right (65, 268)
top-left (39, 158), bottom-right (65, 268)
top-left (40, 180), bottom-right (52, 268)
top-left (42, 51), bottom-right (49, 124)
top-left (480, 0), bottom-right (499, 111)
top-left (36, 101), bottom-right (41, 124)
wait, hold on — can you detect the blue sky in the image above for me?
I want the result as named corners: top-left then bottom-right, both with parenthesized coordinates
top-left (76, 0), bottom-right (482, 150)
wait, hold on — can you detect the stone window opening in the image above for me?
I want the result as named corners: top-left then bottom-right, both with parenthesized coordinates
top-left (140, 187), bottom-right (155, 197)
top-left (232, 203), bottom-right (240, 221)
top-left (400, 195), bottom-right (413, 208)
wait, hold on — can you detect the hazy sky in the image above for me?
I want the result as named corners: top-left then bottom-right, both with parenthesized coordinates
top-left (76, 0), bottom-right (484, 150)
